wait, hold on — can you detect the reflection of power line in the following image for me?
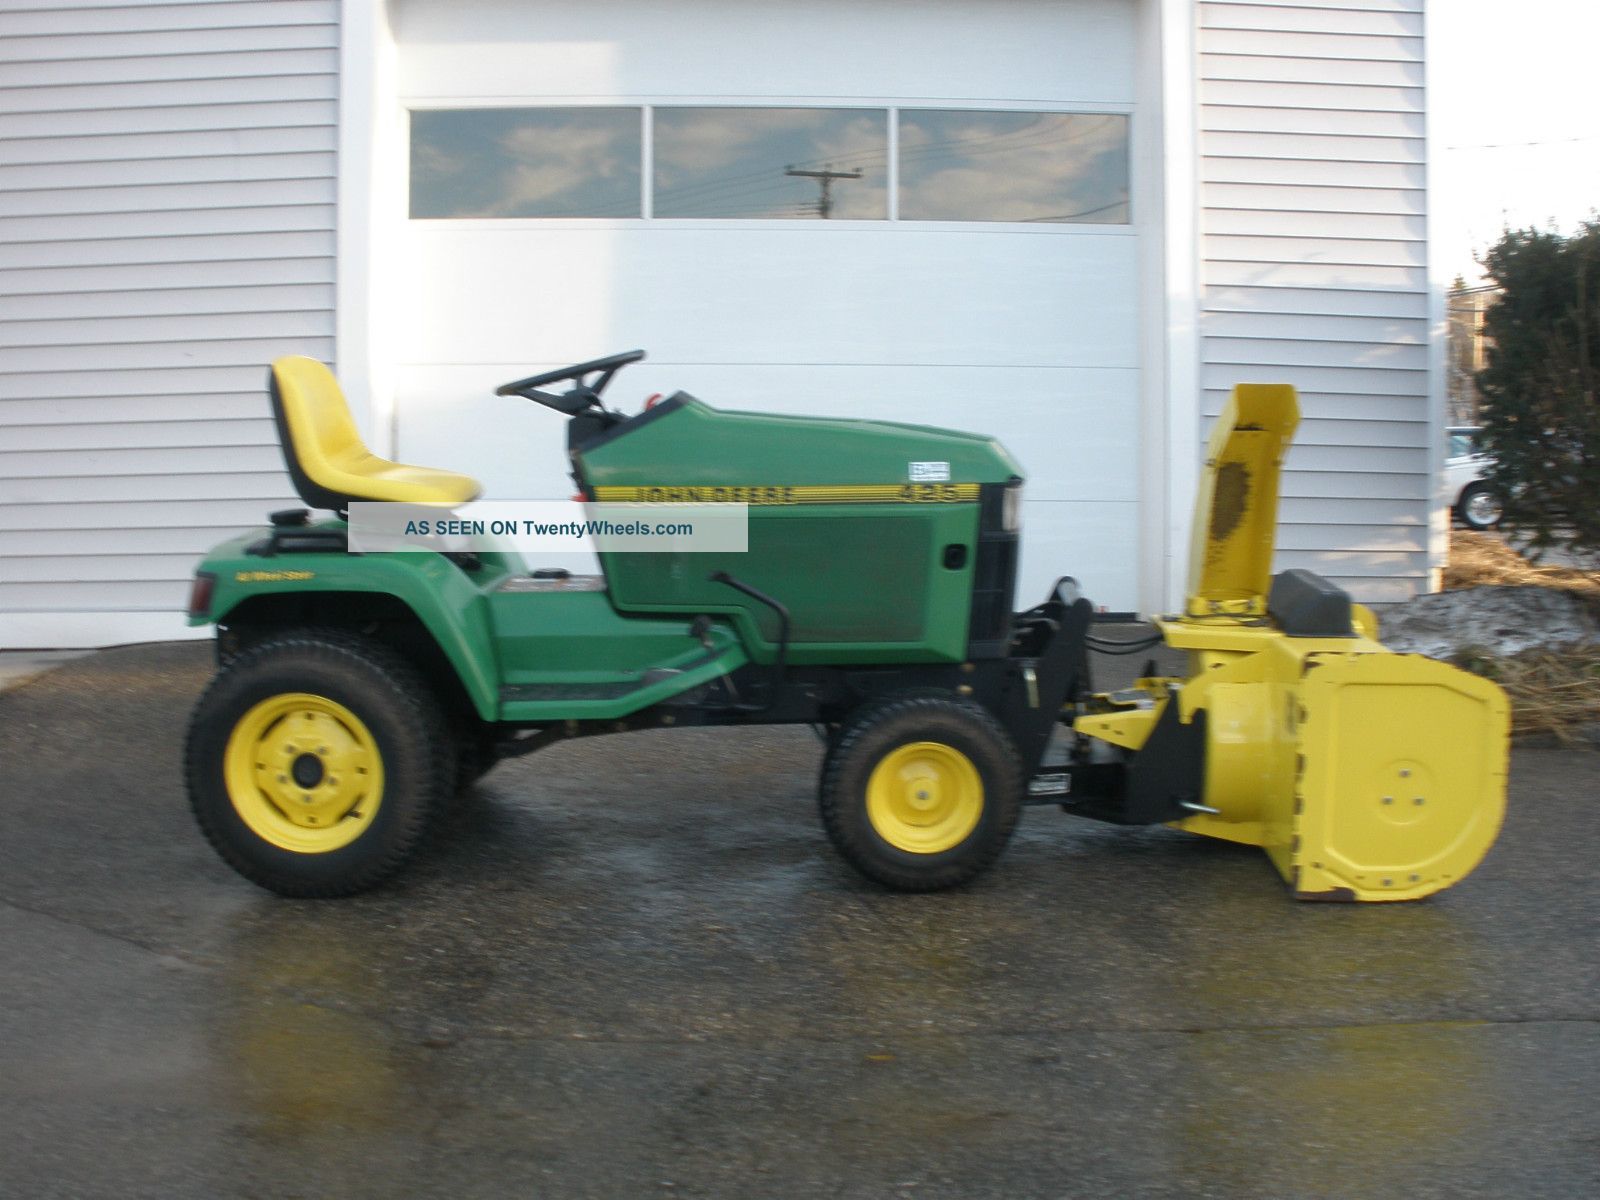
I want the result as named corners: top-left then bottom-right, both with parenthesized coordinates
top-left (657, 173), bottom-right (851, 217)
top-left (659, 120), bottom-right (1116, 215)
top-left (647, 112), bottom-right (1123, 215)
top-left (1021, 198), bottom-right (1129, 222)
top-left (783, 163), bottom-right (862, 219)
top-left (898, 118), bottom-right (1116, 173)
top-left (659, 119), bottom-right (1093, 208)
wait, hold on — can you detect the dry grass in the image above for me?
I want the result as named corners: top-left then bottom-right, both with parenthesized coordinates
top-left (1444, 531), bottom-right (1600, 743)
top-left (1453, 643), bottom-right (1600, 745)
top-left (1444, 530), bottom-right (1600, 615)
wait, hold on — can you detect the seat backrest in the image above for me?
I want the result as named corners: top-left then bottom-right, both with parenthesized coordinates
top-left (268, 356), bottom-right (368, 512)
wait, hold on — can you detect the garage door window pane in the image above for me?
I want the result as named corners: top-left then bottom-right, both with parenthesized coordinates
top-left (898, 111), bottom-right (1129, 224)
top-left (653, 108), bottom-right (887, 219)
top-left (410, 108), bottom-right (641, 218)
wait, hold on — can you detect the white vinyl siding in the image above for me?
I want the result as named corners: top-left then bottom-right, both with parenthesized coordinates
top-left (0, 0), bottom-right (338, 648)
top-left (1197, 0), bottom-right (1431, 603)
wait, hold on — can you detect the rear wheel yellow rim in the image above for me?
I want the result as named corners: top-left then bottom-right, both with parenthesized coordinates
top-left (223, 692), bottom-right (384, 854)
top-left (866, 741), bottom-right (983, 854)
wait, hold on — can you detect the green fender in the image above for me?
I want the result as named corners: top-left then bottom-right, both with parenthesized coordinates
top-left (191, 527), bottom-right (505, 721)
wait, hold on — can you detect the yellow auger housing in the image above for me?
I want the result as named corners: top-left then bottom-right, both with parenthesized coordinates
top-left (1075, 385), bottom-right (1510, 901)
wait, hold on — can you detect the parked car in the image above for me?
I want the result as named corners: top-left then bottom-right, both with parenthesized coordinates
top-left (1446, 426), bottom-right (1503, 530)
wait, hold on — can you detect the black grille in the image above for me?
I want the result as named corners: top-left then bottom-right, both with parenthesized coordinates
top-left (967, 482), bottom-right (1019, 658)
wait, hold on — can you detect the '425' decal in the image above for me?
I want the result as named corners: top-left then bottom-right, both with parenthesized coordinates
top-left (898, 483), bottom-right (965, 502)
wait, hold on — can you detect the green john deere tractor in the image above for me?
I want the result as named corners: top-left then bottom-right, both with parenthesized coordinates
top-left (184, 350), bottom-right (1511, 901)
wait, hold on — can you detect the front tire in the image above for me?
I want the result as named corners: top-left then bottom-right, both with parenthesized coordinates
top-left (819, 694), bottom-right (1022, 891)
top-left (185, 630), bottom-right (451, 897)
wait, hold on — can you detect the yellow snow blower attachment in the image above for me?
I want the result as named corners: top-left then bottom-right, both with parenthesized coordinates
top-left (1075, 384), bottom-right (1510, 901)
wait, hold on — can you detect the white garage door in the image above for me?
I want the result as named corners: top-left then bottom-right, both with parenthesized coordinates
top-left (391, 0), bottom-right (1142, 609)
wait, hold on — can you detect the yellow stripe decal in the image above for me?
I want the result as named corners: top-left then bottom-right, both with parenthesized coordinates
top-left (590, 484), bottom-right (981, 505)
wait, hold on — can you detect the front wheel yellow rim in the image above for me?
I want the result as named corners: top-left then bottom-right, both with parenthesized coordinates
top-left (866, 741), bottom-right (984, 854)
top-left (223, 692), bottom-right (384, 854)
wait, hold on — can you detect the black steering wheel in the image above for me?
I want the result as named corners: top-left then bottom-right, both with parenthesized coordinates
top-left (495, 349), bottom-right (646, 415)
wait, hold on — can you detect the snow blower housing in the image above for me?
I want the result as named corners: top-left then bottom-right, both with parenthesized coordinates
top-left (182, 351), bottom-right (1509, 900)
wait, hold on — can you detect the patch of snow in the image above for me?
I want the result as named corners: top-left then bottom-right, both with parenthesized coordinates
top-left (1380, 585), bottom-right (1599, 659)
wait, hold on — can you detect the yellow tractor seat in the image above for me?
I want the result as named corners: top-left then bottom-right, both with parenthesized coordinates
top-left (268, 356), bottom-right (481, 511)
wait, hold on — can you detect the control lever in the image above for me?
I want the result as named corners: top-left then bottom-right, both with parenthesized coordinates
top-left (707, 571), bottom-right (791, 714)
top-left (690, 613), bottom-right (739, 704)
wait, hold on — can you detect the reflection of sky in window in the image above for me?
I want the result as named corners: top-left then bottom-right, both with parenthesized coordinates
top-left (653, 108), bottom-right (887, 219)
top-left (410, 108), bottom-right (641, 218)
top-left (898, 111), bottom-right (1129, 223)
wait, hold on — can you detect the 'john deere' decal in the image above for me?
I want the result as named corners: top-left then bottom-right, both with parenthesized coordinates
top-left (236, 569), bottom-right (316, 583)
top-left (590, 484), bottom-right (979, 505)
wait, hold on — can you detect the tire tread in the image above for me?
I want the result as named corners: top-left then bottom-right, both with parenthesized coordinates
top-left (184, 627), bottom-right (451, 898)
top-left (819, 692), bottom-right (1022, 892)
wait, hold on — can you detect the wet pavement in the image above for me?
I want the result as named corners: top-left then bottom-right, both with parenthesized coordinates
top-left (1, 642), bottom-right (1597, 1199)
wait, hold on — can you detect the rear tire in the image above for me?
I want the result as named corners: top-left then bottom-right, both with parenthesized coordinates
top-left (185, 630), bottom-right (450, 897)
top-left (819, 694), bottom-right (1022, 891)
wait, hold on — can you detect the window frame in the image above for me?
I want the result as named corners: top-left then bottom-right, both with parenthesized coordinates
top-left (403, 101), bottom-right (1134, 230)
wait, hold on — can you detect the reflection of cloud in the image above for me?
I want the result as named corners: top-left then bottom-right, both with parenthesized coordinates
top-left (491, 122), bottom-right (636, 217)
top-left (411, 108), bottom-right (641, 218)
top-left (899, 112), bottom-right (1128, 223)
top-left (655, 108), bottom-right (874, 174)
top-left (412, 139), bottom-right (464, 181)
top-left (653, 109), bottom-right (780, 174)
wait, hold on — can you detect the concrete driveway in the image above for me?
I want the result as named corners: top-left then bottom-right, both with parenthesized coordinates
top-left (1, 643), bottom-right (1597, 1199)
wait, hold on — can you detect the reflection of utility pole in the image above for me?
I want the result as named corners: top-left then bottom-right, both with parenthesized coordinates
top-left (784, 162), bottom-right (862, 219)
